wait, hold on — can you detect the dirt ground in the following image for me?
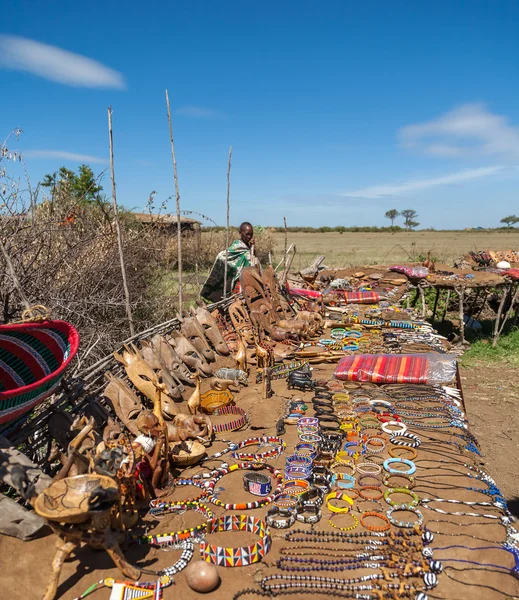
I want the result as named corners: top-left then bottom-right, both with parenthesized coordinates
top-left (273, 230), bottom-right (519, 271)
top-left (1, 356), bottom-right (518, 600)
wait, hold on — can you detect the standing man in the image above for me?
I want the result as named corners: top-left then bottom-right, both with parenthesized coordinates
top-left (201, 222), bottom-right (256, 302)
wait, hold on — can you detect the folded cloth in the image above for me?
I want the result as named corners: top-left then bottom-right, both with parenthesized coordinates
top-left (341, 291), bottom-right (381, 304)
top-left (285, 282), bottom-right (322, 299)
top-left (333, 353), bottom-right (456, 385)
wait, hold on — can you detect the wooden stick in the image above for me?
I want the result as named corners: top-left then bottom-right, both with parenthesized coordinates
top-left (419, 286), bottom-right (427, 318)
top-left (457, 288), bottom-right (465, 343)
top-left (0, 238), bottom-right (31, 311)
top-left (492, 285), bottom-right (509, 347)
top-left (281, 245), bottom-right (296, 284)
top-left (275, 244), bottom-right (294, 272)
top-left (283, 216), bottom-right (288, 274)
top-left (223, 146), bottom-right (232, 298)
top-left (441, 289), bottom-right (451, 322)
top-left (431, 288), bottom-right (440, 321)
top-left (498, 283), bottom-right (519, 337)
top-left (165, 90), bottom-right (183, 312)
top-left (107, 107), bottom-right (135, 337)
top-left (475, 289), bottom-right (489, 320)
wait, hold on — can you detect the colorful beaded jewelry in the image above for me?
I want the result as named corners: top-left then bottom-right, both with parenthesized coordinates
top-left (382, 421), bottom-right (407, 434)
top-left (212, 406), bottom-right (248, 433)
top-left (386, 506), bottom-right (424, 528)
top-left (358, 486), bottom-right (384, 501)
top-left (283, 479), bottom-right (310, 495)
top-left (356, 462), bottom-right (382, 476)
top-left (273, 494), bottom-right (301, 511)
top-left (328, 512), bottom-right (359, 531)
top-left (266, 506), bottom-right (296, 529)
top-left (389, 446), bottom-right (418, 460)
top-left (360, 511), bottom-right (391, 532)
top-left (233, 436), bottom-right (286, 461)
top-left (383, 487), bottom-right (419, 509)
top-left (383, 457), bottom-right (417, 475)
top-left (150, 478), bottom-right (207, 505)
top-left (139, 502), bottom-right (213, 545)
top-left (326, 491), bottom-right (354, 513)
top-left (200, 515), bottom-right (271, 567)
top-left (161, 539), bottom-right (194, 576)
top-left (296, 503), bottom-right (322, 524)
top-left (206, 463), bottom-right (283, 510)
top-left (243, 472), bottom-right (272, 497)
top-left (390, 432), bottom-right (421, 448)
top-left (383, 472), bottom-right (415, 489)
top-left (330, 473), bottom-right (355, 489)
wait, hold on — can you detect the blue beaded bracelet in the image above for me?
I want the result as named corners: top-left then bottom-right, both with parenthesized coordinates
top-left (383, 458), bottom-right (416, 475)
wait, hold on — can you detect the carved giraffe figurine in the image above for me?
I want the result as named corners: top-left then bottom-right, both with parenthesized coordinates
top-left (234, 332), bottom-right (248, 374)
top-left (186, 371), bottom-right (201, 415)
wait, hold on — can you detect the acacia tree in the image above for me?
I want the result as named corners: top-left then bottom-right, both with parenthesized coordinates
top-left (500, 215), bottom-right (519, 228)
top-left (384, 209), bottom-right (399, 226)
top-left (401, 209), bottom-right (419, 231)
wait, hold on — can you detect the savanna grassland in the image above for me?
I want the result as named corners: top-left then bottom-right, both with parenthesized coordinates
top-left (271, 230), bottom-right (519, 271)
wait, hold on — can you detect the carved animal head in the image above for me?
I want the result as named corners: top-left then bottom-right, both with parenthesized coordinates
top-left (114, 343), bottom-right (167, 403)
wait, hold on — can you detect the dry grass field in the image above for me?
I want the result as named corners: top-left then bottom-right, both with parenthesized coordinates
top-left (272, 230), bottom-right (519, 270)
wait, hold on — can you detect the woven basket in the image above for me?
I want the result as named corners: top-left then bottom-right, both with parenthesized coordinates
top-left (0, 320), bottom-right (80, 424)
top-left (200, 389), bottom-right (234, 414)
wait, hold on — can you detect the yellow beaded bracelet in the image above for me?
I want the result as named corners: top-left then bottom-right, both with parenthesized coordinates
top-left (325, 491), bottom-right (354, 514)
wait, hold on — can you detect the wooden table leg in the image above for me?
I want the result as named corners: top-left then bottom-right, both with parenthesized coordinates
top-left (105, 542), bottom-right (140, 580)
top-left (42, 540), bottom-right (77, 600)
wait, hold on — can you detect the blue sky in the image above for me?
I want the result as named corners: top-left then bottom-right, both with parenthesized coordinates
top-left (1, 0), bottom-right (518, 228)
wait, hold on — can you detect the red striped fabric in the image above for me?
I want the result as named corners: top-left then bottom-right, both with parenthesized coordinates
top-left (341, 291), bottom-right (381, 304)
top-left (333, 353), bottom-right (429, 384)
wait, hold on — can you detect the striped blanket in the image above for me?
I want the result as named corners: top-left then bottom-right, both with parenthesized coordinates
top-left (333, 353), bottom-right (429, 384)
top-left (340, 291), bottom-right (381, 304)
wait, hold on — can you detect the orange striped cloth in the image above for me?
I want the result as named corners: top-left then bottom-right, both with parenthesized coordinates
top-left (333, 353), bottom-right (428, 384)
top-left (340, 291), bottom-right (381, 304)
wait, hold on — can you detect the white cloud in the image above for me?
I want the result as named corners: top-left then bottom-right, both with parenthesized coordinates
top-left (400, 103), bottom-right (519, 160)
top-left (343, 166), bottom-right (505, 198)
top-left (0, 35), bottom-right (125, 89)
top-left (175, 106), bottom-right (223, 118)
top-left (24, 150), bottom-right (107, 164)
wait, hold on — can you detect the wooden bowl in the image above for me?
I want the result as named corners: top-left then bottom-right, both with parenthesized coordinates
top-left (34, 474), bottom-right (119, 524)
top-left (169, 440), bottom-right (207, 467)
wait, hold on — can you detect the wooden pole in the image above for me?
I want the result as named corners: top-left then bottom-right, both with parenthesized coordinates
top-left (107, 107), bottom-right (135, 337)
top-left (498, 283), bottom-right (519, 336)
top-left (223, 146), bottom-right (232, 298)
top-left (456, 288), bottom-right (465, 343)
top-left (283, 216), bottom-right (288, 274)
top-left (419, 286), bottom-right (427, 318)
top-left (441, 289), bottom-right (451, 322)
top-left (492, 285), bottom-right (509, 347)
top-left (431, 287), bottom-right (440, 321)
top-left (165, 90), bottom-right (183, 312)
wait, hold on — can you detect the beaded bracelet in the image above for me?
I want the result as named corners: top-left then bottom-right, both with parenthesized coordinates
top-left (207, 406), bottom-right (246, 434)
top-left (383, 457), bottom-right (417, 475)
top-left (243, 472), bottom-right (272, 497)
top-left (206, 463), bottom-right (283, 510)
top-left (266, 506), bottom-right (296, 529)
top-left (386, 506), bottom-right (424, 528)
top-left (360, 511), bottom-right (391, 532)
top-left (273, 493), bottom-right (301, 512)
top-left (358, 486), bottom-right (384, 501)
top-left (381, 421), bottom-right (407, 435)
top-left (363, 453), bottom-right (385, 466)
top-left (283, 479), bottom-right (310, 496)
top-left (358, 473), bottom-right (382, 487)
top-left (325, 491), bottom-right (354, 513)
top-left (390, 432), bottom-right (421, 448)
top-left (233, 436), bottom-right (286, 461)
top-left (330, 459), bottom-right (356, 474)
top-left (285, 466), bottom-right (312, 481)
top-left (364, 437), bottom-right (386, 454)
top-left (328, 512), bottom-right (359, 531)
top-left (356, 462), bottom-right (382, 476)
top-left (383, 472), bottom-right (415, 489)
top-left (330, 473), bottom-right (355, 489)
top-left (311, 473), bottom-right (332, 494)
top-left (139, 501), bottom-right (214, 545)
top-left (300, 487), bottom-right (324, 507)
top-left (286, 455), bottom-right (313, 469)
top-left (389, 446), bottom-right (418, 460)
top-left (383, 487), bottom-right (419, 509)
top-left (298, 433), bottom-right (322, 444)
top-left (200, 514), bottom-right (272, 566)
top-left (294, 443), bottom-right (318, 459)
top-left (296, 503), bottom-right (322, 524)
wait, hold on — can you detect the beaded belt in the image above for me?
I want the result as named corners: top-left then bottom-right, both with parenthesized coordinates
top-left (200, 514), bottom-right (271, 567)
top-left (232, 436), bottom-right (286, 461)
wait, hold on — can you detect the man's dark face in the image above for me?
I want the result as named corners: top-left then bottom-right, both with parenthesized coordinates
top-left (240, 224), bottom-right (253, 246)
